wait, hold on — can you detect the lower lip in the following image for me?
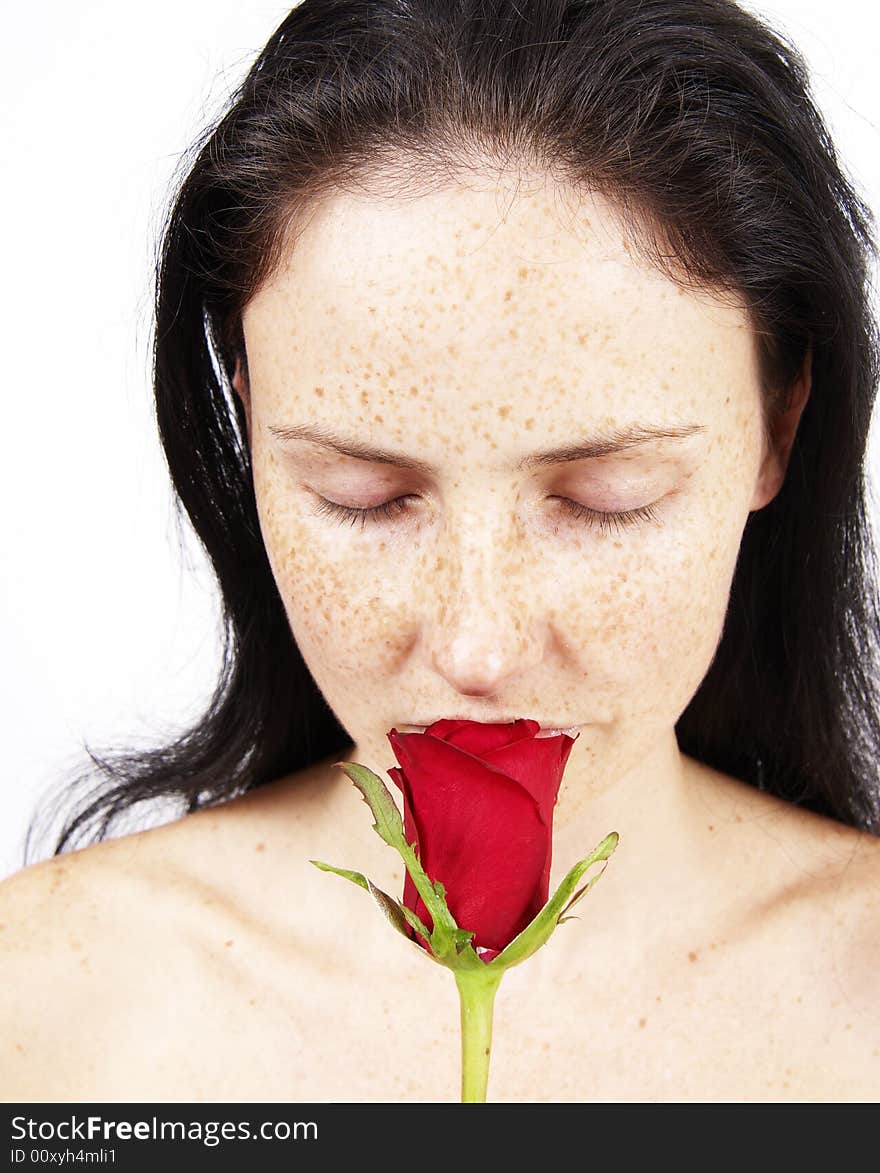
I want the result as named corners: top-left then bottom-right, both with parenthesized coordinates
top-left (535, 726), bottom-right (581, 738)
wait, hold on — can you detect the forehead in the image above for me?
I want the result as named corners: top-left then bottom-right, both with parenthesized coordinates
top-left (242, 178), bottom-right (759, 429)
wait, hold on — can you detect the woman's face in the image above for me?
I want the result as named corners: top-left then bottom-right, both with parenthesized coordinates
top-left (234, 178), bottom-right (785, 791)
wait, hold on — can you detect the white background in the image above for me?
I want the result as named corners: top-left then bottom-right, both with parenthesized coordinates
top-left (2, 1), bottom-right (879, 879)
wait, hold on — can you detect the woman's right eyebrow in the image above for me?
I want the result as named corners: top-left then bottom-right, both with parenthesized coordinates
top-left (267, 421), bottom-right (707, 472)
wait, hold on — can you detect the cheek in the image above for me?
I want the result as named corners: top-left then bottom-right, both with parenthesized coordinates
top-left (252, 465), bottom-right (413, 675)
top-left (570, 508), bottom-right (743, 722)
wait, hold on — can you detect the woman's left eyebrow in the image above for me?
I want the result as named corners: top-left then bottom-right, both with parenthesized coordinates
top-left (268, 421), bottom-right (707, 472)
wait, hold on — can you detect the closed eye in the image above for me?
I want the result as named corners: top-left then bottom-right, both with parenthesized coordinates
top-left (310, 494), bottom-right (662, 535)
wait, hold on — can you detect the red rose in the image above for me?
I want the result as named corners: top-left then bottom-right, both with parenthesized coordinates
top-left (387, 719), bottom-right (578, 964)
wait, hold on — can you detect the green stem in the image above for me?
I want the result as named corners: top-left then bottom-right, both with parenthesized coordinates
top-left (454, 967), bottom-right (504, 1103)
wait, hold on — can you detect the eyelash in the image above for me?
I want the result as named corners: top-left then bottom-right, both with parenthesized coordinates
top-left (311, 494), bottom-right (662, 535)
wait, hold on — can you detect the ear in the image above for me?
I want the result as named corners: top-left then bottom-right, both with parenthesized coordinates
top-left (749, 344), bottom-right (812, 511)
top-left (231, 353), bottom-right (252, 447)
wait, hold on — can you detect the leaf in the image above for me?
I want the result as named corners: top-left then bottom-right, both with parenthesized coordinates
top-left (490, 831), bottom-right (619, 970)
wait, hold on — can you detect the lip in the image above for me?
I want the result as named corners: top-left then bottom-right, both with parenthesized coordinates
top-left (395, 721), bottom-right (582, 738)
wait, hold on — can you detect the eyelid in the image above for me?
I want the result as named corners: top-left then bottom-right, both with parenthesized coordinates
top-left (309, 492), bottom-right (664, 535)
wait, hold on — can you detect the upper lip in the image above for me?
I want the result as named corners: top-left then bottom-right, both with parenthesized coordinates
top-left (399, 718), bottom-right (579, 729)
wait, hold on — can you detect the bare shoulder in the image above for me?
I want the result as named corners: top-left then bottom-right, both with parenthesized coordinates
top-left (803, 823), bottom-right (880, 1095)
top-left (699, 759), bottom-right (880, 1093)
top-left (812, 821), bottom-right (880, 1015)
top-left (0, 815), bottom-right (238, 1101)
top-left (0, 772), bottom-right (337, 1102)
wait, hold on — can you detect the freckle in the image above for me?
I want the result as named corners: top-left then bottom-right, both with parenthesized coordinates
top-left (313, 386), bottom-right (324, 397)
top-left (15, 1042), bottom-right (24, 1053)
top-left (374, 414), bottom-right (384, 424)
top-left (410, 385), bottom-right (419, 396)
top-left (638, 1017), bottom-right (647, 1029)
top-left (707, 824), bottom-right (715, 832)
top-left (360, 390), bottom-right (369, 405)
top-left (368, 306), bottom-right (376, 314)
top-left (735, 813), bottom-right (742, 823)
top-left (224, 939), bottom-right (235, 948)
top-left (655, 995), bottom-right (662, 1002)
top-left (248, 998), bottom-right (257, 1006)
top-left (255, 842), bottom-right (265, 853)
top-left (504, 289), bottom-right (512, 301)
top-left (524, 418), bottom-right (534, 430)
top-left (517, 266), bottom-right (528, 280)
top-left (498, 404), bottom-right (511, 419)
top-left (688, 950), bottom-right (698, 962)
top-left (509, 327), bottom-right (518, 339)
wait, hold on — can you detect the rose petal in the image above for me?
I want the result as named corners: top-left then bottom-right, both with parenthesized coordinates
top-left (427, 718), bottom-right (540, 754)
top-left (481, 732), bottom-right (576, 827)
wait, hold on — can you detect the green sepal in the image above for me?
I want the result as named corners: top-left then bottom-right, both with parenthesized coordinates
top-left (453, 928), bottom-right (476, 954)
top-left (309, 858), bottom-right (440, 962)
top-left (332, 762), bottom-right (461, 955)
top-left (333, 761), bottom-right (406, 851)
top-left (310, 859), bottom-right (370, 892)
top-left (489, 831), bottom-right (619, 970)
top-left (398, 902), bottom-right (434, 946)
top-left (557, 877), bottom-right (595, 923)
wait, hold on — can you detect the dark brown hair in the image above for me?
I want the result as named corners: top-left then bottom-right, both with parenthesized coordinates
top-left (27, 0), bottom-right (880, 860)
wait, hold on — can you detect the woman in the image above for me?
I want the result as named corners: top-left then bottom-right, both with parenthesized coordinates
top-left (3, 0), bottom-right (880, 1102)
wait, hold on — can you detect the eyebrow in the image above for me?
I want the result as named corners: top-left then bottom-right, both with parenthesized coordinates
top-left (268, 420), bottom-right (708, 472)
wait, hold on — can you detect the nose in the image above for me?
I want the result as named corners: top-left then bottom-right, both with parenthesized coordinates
top-left (423, 508), bottom-right (547, 695)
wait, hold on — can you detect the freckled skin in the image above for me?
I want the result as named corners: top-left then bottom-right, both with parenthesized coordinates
top-left (233, 178), bottom-right (808, 928)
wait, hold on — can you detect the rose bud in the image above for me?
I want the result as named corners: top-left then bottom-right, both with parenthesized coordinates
top-left (387, 718), bottom-right (578, 964)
